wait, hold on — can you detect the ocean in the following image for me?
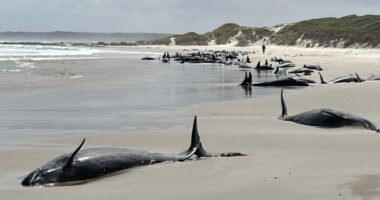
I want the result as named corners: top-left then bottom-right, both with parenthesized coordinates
top-left (0, 44), bottom-right (281, 148)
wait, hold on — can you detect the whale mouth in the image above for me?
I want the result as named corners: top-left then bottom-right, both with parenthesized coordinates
top-left (21, 168), bottom-right (46, 187)
top-left (21, 171), bottom-right (39, 186)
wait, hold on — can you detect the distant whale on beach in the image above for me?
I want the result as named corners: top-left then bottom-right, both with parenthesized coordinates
top-left (288, 68), bottom-right (314, 76)
top-left (252, 77), bottom-right (309, 87)
top-left (367, 74), bottom-right (380, 81)
top-left (22, 116), bottom-right (244, 187)
top-left (255, 61), bottom-right (274, 70)
top-left (279, 90), bottom-right (380, 132)
top-left (303, 64), bottom-right (323, 71)
top-left (318, 72), bottom-right (364, 84)
top-left (141, 56), bottom-right (155, 60)
top-left (239, 72), bottom-right (252, 86)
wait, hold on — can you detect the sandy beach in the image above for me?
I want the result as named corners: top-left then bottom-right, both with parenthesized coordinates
top-left (1, 45), bottom-right (380, 200)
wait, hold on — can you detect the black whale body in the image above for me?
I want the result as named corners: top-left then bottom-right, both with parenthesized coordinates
top-left (22, 117), bottom-right (213, 187)
top-left (279, 90), bottom-right (379, 132)
top-left (318, 72), bottom-right (364, 84)
top-left (252, 77), bottom-right (309, 87)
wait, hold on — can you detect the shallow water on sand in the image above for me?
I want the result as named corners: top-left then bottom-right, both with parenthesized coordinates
top-left (0, 46), bottom-right (284, 148)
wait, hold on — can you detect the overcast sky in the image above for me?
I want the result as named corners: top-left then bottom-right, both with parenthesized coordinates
top-left (0, 0), bottom-right (379, 33)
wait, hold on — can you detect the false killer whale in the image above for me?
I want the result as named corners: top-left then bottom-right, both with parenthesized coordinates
top-left (367, 74), bottom-right (380, 81)
top-left (279, 90), bottom-right (379, 132)
top-left (253, 77), bottom-right (309, 87)
top-left (22, 116), bottom-right (242, 187)
top-left (255, 61), bottom-right (274, 70)
top-left (303, 64), bottom-right (323, 71)
top-left (318, 72), bottom-right (364, 84)
top-left (239, 72), bottom-right (252, 86)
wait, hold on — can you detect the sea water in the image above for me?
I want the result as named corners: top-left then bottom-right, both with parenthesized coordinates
top-left (0, 44), bottom-right (282, 148)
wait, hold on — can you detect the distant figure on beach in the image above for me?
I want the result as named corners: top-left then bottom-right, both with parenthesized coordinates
top-left (262, 44), bottom-right (266, 54)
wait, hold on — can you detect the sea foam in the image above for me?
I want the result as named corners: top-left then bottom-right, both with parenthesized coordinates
top-left (0, 44), bottom-right (100, 61)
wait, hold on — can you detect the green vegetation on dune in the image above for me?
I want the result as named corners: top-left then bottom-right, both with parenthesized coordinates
top-left (273, 15), bottom-right (380, 47)
top-left (205, 23), bottom-right (240, 44)
top-left (142, 15), bottom-right (380, 48)
top-left (173, 32), bottom-right (209, 45)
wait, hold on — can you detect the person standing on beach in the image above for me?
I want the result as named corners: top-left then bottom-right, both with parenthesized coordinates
top-left (262, 44), bottom-right (266, 54)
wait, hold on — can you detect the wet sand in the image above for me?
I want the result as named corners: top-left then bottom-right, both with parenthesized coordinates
top-left (1, 45), bottom-right (380, 199)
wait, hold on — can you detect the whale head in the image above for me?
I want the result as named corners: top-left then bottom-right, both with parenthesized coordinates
top-left (22, 166), bottom-right (66, 186)
top-left (22, 139), bottom-right (86, 187)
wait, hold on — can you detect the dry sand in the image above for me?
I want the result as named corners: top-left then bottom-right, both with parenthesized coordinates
top-left (1, 45), bottom-right (380, 200)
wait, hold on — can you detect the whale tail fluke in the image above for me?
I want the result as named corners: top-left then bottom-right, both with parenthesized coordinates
top-left (318, 72), bottom-right (327, 84)
top-left (191, 116), bottom-right (210, 157)
top-left (180, 116), bottom-right (210, 159)
top-left (280, 89), bottom-right (288, 118)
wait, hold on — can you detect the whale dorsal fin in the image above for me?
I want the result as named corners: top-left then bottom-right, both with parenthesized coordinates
top-left (280, 89), bottom-right (288, 118)
top-left (64, 138), bottom-right (85, 169)
top-left (318, 72), bottom-right (327, 84)
top-left (239, 72), bottom-right (248, 86)
top-left (317, 62), bottom-right (322, 70)
top-left (369, 73), bottom-right (375, 80)
top-left (355, 73), bottom-right (363, 82)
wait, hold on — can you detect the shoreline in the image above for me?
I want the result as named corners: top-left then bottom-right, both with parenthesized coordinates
top-left (2, 82), bottom-right (380, 199)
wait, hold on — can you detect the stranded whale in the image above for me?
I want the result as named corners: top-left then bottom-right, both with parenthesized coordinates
top-left (253, 77), bottom-right (309, 87)
top-left (318, 72), bottom-right (364, 84)
top-left (22, 116), bottom-right (242, 187)
top-left (279, 90), bottom-right (379, 132)
top-left (239, 72), bottom-right (252, 86)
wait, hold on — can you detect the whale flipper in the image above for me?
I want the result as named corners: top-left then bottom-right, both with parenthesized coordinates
top-left (321, 110), bottom-right (349, 119)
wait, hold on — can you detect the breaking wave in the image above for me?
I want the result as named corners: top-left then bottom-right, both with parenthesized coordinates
top-left (0, 44), bottom-right (101, 61)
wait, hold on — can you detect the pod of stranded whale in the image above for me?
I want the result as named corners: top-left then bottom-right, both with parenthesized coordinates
top-left (279, 89), bottom-right (380, 132)
top-left (318, 72), bottom-right (364, 84)
top-left (23, 54), bottom-right (380, 187)
top-left (239, 71), bottom-right (310, 87)
top-left (239, 67), bottom-right (371, 87)
top-left (255, 60), bottom-right (274, 70)
top-left (22, 116), bottom-right (245, 187)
